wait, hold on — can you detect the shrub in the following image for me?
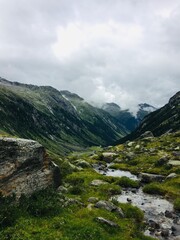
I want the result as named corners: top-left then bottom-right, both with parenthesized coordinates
top-left (120, 203), bottom-right (144, 222)
top-left (143, 183), bottom-right (166, 195)
top-left (116, 176), bottom-right (140, 188)
top-left (0, 194), bottom-right (20, 229)
top-left (174, 198), bottom-right (180, 211)
top-left (19, 188), bottom-right (61, 217)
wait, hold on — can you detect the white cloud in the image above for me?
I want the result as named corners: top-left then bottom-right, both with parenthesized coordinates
top-left (0, 0), bottom-right (179, 112)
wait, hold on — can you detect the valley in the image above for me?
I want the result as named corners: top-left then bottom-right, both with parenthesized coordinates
top-left (0, 78), bottom-right (179, 240)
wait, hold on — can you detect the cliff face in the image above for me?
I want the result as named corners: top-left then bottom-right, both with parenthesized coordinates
top-left (0, 138), bottom-right (60, 197)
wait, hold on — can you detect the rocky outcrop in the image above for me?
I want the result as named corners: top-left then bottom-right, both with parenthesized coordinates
top-left (0, 137), bottom-right (61, 197)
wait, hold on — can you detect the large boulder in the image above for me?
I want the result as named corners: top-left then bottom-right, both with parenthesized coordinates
top-left (102, 152), bottom-right (118, 163)
top-left (139, 173), bottom-right (165, 183)
top-left (0, 137), bottom-right (61, 197)
top-left (95, 200), bottom-right (124, 217)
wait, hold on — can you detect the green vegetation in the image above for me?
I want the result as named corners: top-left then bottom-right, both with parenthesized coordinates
top-left (115, 176), bottom-right (140, 188)
top-left (174, 198), bottom-right (180, 211)
top-left (143, 183), bottom-right (166, 195)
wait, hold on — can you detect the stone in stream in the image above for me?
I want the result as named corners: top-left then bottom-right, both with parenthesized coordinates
top-left (161, 229), bottom-right (169, 238)
top-left (165, 210), bottom-right (173, 218)
top-left (96, 217), bottom-right (119, 227)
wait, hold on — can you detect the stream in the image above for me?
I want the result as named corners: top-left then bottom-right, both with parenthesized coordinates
top-left (95, 164), bottom-right (180, 240)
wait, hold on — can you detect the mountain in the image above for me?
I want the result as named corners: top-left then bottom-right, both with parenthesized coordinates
top-left (0, 77), bottom-right (128, 155)
top-left (102, 102), bottom-right (156, 132)
top-left (117, 91), bottom-right (180, 143)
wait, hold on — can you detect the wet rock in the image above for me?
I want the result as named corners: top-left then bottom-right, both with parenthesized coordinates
top-left (166, 173), bottom-right (178, 180)
top-left (88, 197), bottom-right (99, 203)
top-left (165, 210), bottom-right (173, 218)
top-left (91, 179), bottom-right (108, 186)
top-left (161, 229), bottom-right (169, 238)
top-left (149, 220), bottom-right (160, 230)
top-left (172, 224), bottom-right (180, 236)
top-left (127, 198), bottom-right (132, 203)
top-left (140, 172), bottom-right (165, 183)
top-left (102, 152), bottom-right (118, 163)
top-left (95, 200), bottom-right (124, 217)
top-left (96, 217), bottom-right (119, 227)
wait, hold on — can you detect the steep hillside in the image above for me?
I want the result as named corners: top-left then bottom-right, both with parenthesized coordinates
top-left (102, 102), bottom-right (156, 132)
top-left (0, 78), bottom-right (128, 155)
top-left (117, 91), bottom-right (180, 143)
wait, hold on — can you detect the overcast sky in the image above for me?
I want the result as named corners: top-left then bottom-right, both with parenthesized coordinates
top-left (0, 0), bottom-right (179, 112)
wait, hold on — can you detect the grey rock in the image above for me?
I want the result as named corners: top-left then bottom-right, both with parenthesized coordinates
top-left (0, 137), bottom-right (60, 198)
top-left (161, 229), bottom-right (169, 237)
top-left (102, 152), bottom-right (118, 163)
top-left (95, 200), bottom-right (124, 217)
top-left (91, 179), bottom-right (108, 186)
top-left (96, 217), bottom-right (118, 227)
top-left (166, 173), bottom-right (178, 180)
top-left (140, 131), bottom-right (154, 138)
top-left (140, 172), bottom-right (165, 183)
top-left (168, 160), bottom-right (180, 166)
top-left (88, 197), bottom-right (99, 203)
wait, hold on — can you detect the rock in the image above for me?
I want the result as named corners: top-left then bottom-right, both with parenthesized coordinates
top-left (166, 173), bottom-right (178, 180)
top-left (127, 198), bottom-right (132, 203)
top-left (91, 179), bottom-right (108, 186)
top-left (172, 151), bottom-right (180, 157)
top-left (95, 200), bottom-right (124, 217)
top-left (0, 137), bottom-right (60, 198)
top-left (88, 197), bottom-right (99, 203)
top-left (127, 142), bottom-right (134, 147)
top-left (161, 229), bottom-right (169, 237)
top-left (168, 160), bottom-right (180, 166)
top-left (140, 131), bottom-right (154, 138)
top-left (172, 224), bottom-right (180, 236)
top-left (102, 152), bottom-right (118, 163)
top-left (165, 210), bottom-right (173, 218)
top-left (125, 152), bottom-right (135, 160)
top-left (149, 220), bottom-right (160, 229)
top-left (135, 145), bottom-right (140, 150)
top-left (96, 217), bottom-right (118, 227)
top-left (75, 160), bottom-right (91, 168)
top-left (57, 186), bottom-right (68, 193)
top-left (174, 146), bottom-right (180, 151)
top-left (140, 173), bottom-right (165, 183)
top-left (155, 156), bottom-right (169, 166)
top-left (174, 236), bottom-right (180, 240)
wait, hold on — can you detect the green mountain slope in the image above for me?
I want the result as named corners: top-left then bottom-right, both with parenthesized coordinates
top-left (117, 91), bottom-right (180, 143)
top-left (0, 78), bottom-right (128, 155)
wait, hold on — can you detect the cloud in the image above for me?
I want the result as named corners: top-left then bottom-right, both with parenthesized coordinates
top-left (0, 0), bottom-right (179, 112)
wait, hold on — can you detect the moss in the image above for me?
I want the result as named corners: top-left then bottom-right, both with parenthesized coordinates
top-left (115, 176), bottom-right (140, 188)
top-left (174, 198), bottom-right (180, 211)
top-left (143, 183), bottom-right (166, 195)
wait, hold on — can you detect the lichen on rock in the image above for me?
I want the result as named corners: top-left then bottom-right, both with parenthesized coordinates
top-left (0, 137), bottom-right (61, 198)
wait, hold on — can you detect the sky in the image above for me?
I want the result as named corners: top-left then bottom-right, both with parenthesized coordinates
top-left (0, 0), bottom-right (179, 113)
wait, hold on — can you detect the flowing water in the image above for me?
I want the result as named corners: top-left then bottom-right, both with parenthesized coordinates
top-left (95, 164), bottom-right (180, 240)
